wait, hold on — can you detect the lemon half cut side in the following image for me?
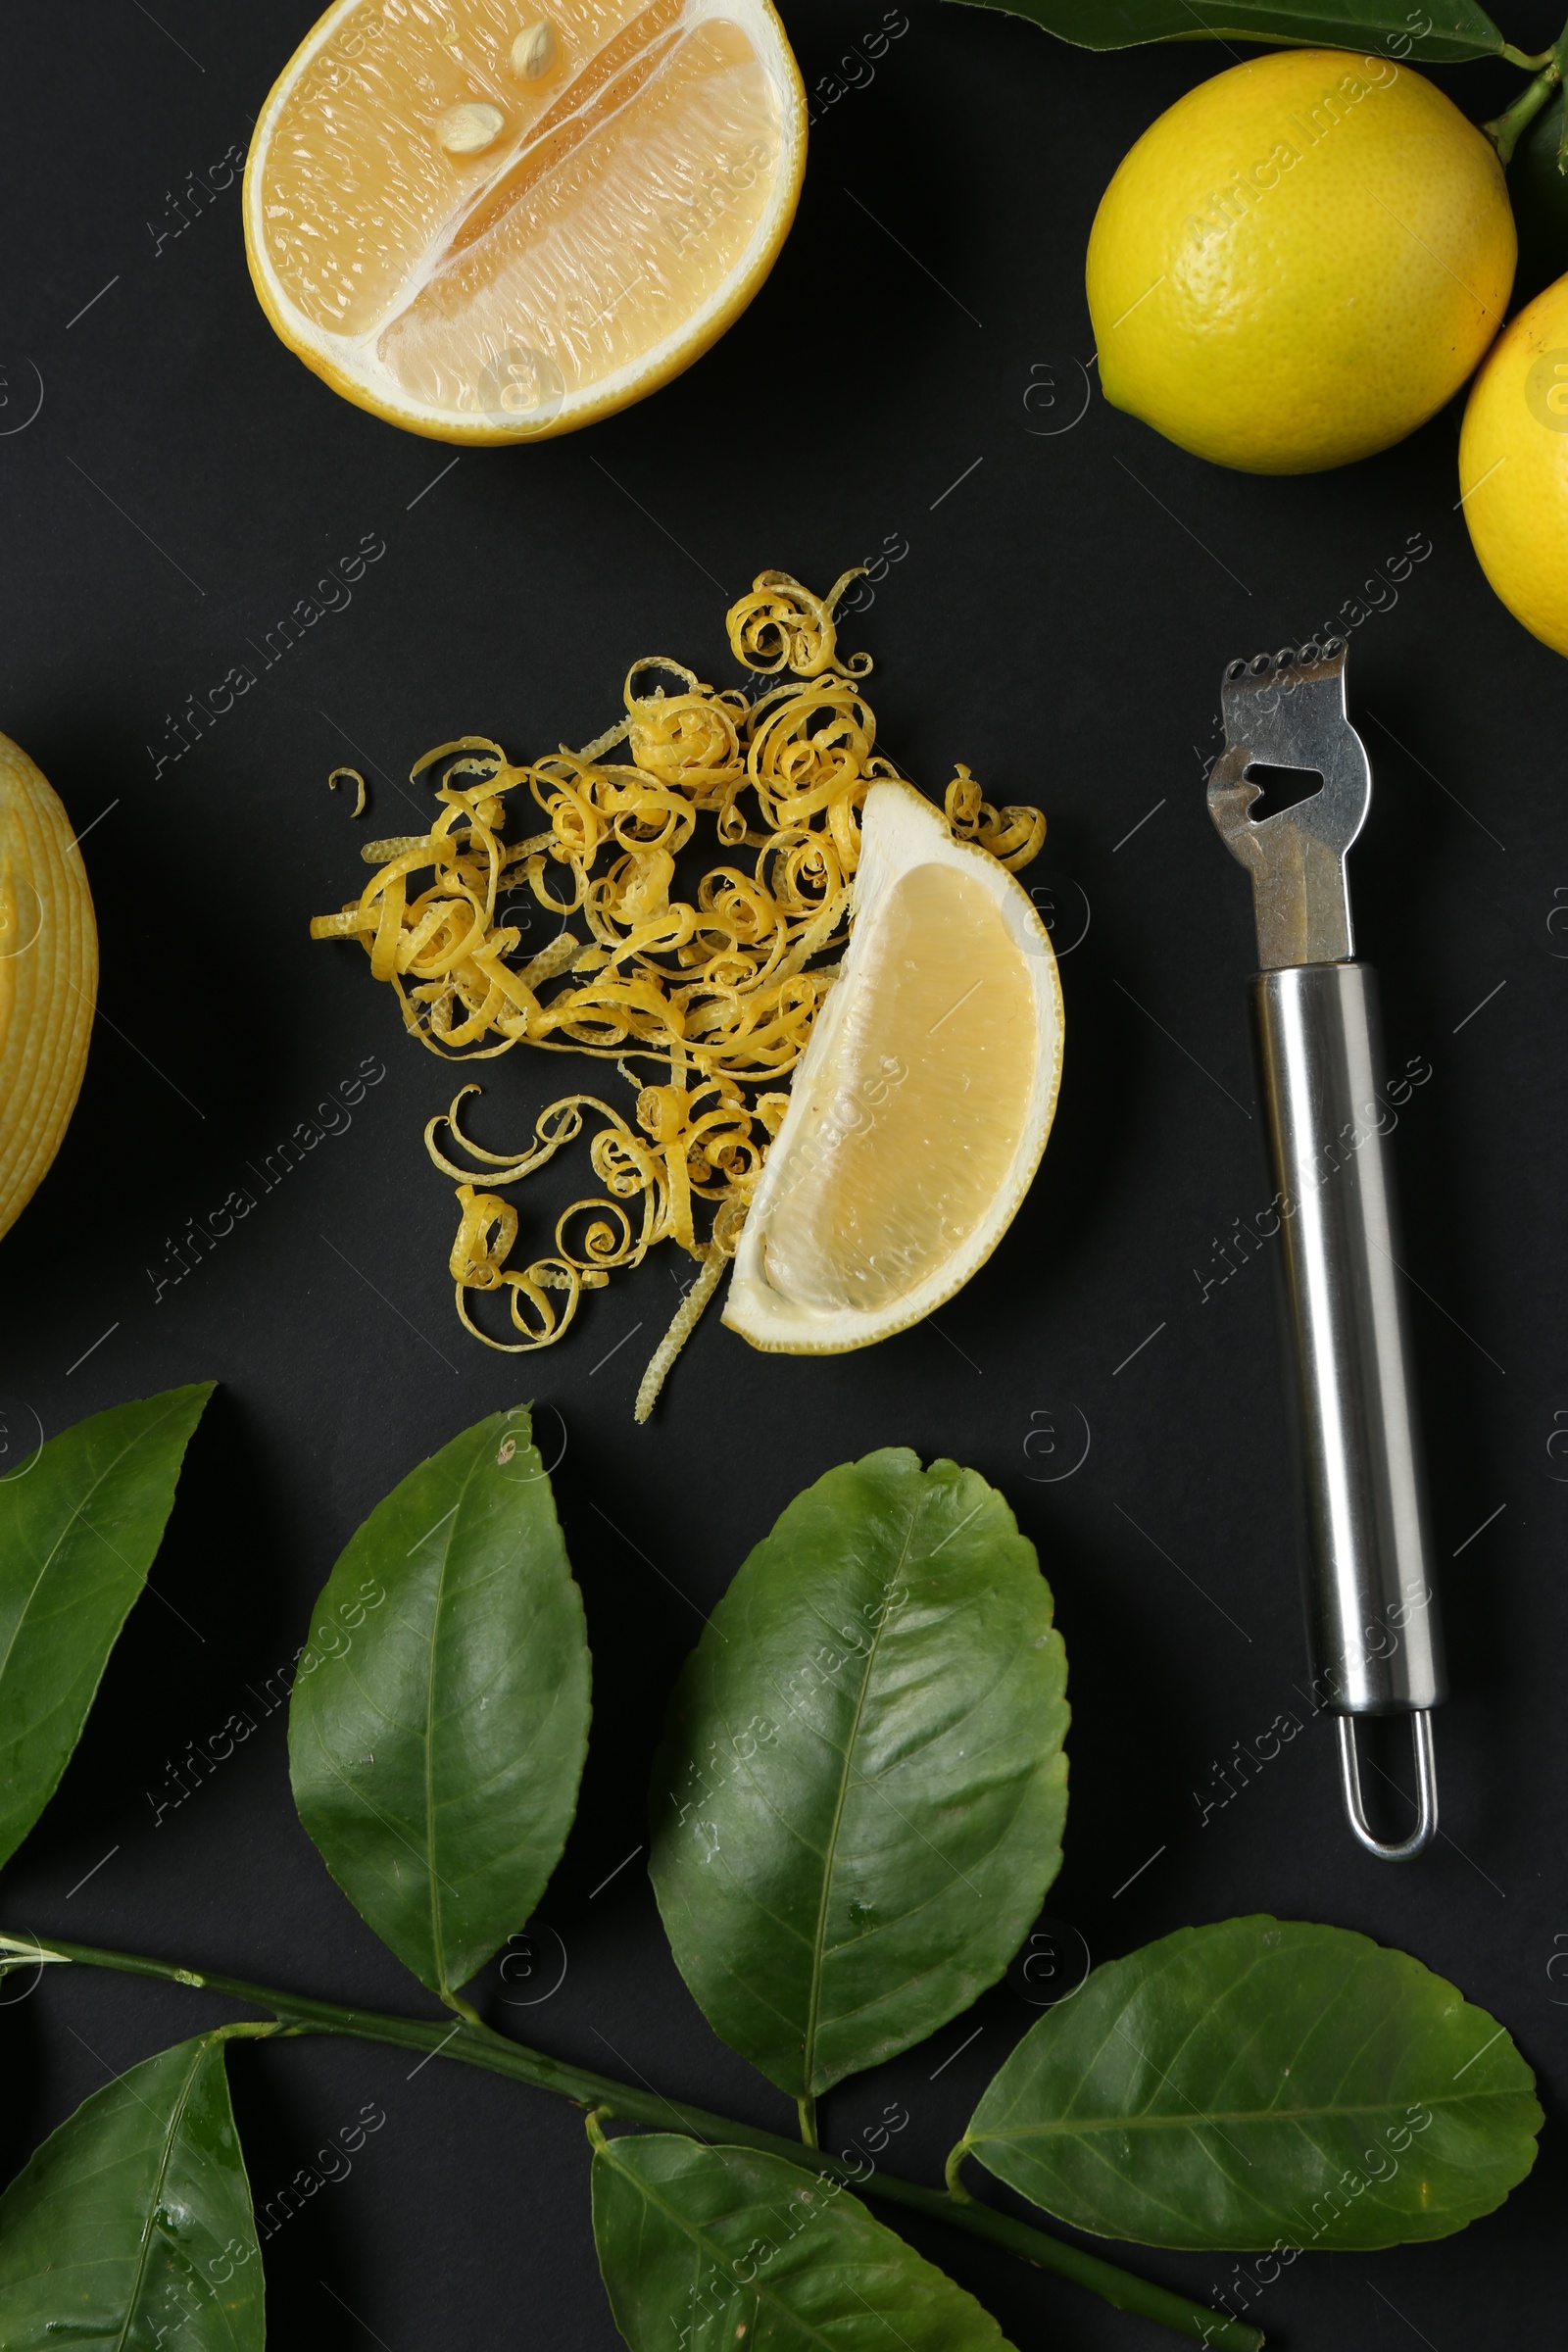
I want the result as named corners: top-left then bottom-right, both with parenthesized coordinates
top-left (243, 0), bottom-right (807, 444)
top-left (0, 732), bottom-right (98, 1246)
top-left (724, 780), bottom-right (1063, 1356)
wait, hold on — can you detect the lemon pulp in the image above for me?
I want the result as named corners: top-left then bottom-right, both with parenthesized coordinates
top-left (725, 779), bottom-right (1062, 1356)
top-left (249, 0), bottom-right (799, 436)
top-left (762, 866), bottom-right (1035, 1315)
top-left (0, 734), bottom-right (98, 1244)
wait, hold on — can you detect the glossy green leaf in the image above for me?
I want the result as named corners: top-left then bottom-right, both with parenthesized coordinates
top-left (945, 0), bottom-right (1507, 63)
top-left (593, 2132), bottom-right (1016, 2352)
top-left (961, 1916), bottom-right (1543, 2250)
top-left (649, 1450), bottom-right (1068, 2099)
top-left (0, 1382), bottom-right (214, 1871)
top-left (289, 1405), bottom-right (590, 1998)
top-left (0, 2030), bottom-right (264, 2349)
top-left (1509, 91), bottom-right (1568, 307)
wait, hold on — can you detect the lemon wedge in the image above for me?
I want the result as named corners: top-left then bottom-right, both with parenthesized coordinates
top-left (243, 0), bottom-right (807, 444)
top-left (723, 779), bottom-right (1062, 1355)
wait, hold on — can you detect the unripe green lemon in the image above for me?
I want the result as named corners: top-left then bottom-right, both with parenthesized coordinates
top-left (1087, 48), bottom-right (1515, 474)
top-left (1458, 270), bottom-right (1568, 657)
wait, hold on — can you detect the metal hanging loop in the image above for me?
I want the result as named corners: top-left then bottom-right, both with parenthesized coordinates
top-left (1336, 1710), bottom-right (1439, 1863)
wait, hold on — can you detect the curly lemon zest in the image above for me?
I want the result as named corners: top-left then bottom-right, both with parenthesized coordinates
top-left (313, 572), bottom-right (1046, 1403)
top-left (328, 766), bottom-right (368, 818)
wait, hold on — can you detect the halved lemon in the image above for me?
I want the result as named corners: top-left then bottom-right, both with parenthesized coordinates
top-left (1, 732), bottom-right (97, 1246)
top-left (243, 0), bottom-right (807, 444)
top-left (724, 780), bottom-right (1063, 1355)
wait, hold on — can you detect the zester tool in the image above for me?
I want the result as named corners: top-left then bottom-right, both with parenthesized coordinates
top-left (1207, 641), bottom-right (1445, 1862)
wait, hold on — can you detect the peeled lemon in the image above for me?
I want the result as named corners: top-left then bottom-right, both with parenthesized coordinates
top-left (243, 0), bottom-right (807, 443)
top-left (1458, 270), bottom-right (1568, 658)
top-left (1087, 49), bottom-right (1515, 474)
top-left (724, 780), bottom-right (1063, 1355)
top-left (0, 734), bottom-right (97, 1244)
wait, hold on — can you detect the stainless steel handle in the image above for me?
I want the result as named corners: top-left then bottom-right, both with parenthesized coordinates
top-left (1250, 961), bottom-right (1445, 1858)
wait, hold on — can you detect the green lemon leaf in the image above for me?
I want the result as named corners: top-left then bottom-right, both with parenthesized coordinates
top-left (289, 1405), bottom-right (590, 1998)
top-left (0, 1382), bottom-right (214, 1871)
top-left (649, 1450), bottom-right (1068, 2100)
top-left (944, 0), bottom-right (1507, 64)
top-left (1509, 91), bottom-right (1568, 305)
top-left (0, 2030), bottom-right (264, 2349)
top-left (961, 1916), bottom-right (1543, 2250)
top-left (592, 2132), bottom-right (1016, 2352)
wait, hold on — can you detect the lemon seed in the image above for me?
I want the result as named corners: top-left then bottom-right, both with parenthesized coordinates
top-left (437, 102), bottom-right (506, 156)
top-left (511, 19), bottom-right (558, 78)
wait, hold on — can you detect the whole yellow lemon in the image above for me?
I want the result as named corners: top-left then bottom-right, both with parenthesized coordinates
top-left (1458, 270), bottom-right (1568, 656)
top-left (1087, 48), bottom-right (1515, 473)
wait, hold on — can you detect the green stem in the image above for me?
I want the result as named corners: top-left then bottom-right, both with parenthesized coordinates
top-left (5, 1932), bottom-right (1262, 2352)
top-left (798, 2094), bottom-right (819, 2149)
top-left (1485, 60), bottom-right (1561, 166)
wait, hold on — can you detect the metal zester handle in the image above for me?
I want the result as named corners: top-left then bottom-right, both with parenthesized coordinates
top-left (1251, 961), bottom-right (1444, 1858)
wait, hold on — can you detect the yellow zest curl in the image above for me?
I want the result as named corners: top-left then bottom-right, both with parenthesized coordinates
top-left (328, 766), bottom-right (368, 817)
top-left (726, 567), bottom-right (872, 681)
top-left (944, 763), bottom-right (1047, 873)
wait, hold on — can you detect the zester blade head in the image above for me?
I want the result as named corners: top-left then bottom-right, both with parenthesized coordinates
top-left (1207, 641), bottom-right (1372, 971)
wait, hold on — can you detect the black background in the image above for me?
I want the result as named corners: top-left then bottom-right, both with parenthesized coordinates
top-left (3, 2), bottom-right (1566, 2343)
